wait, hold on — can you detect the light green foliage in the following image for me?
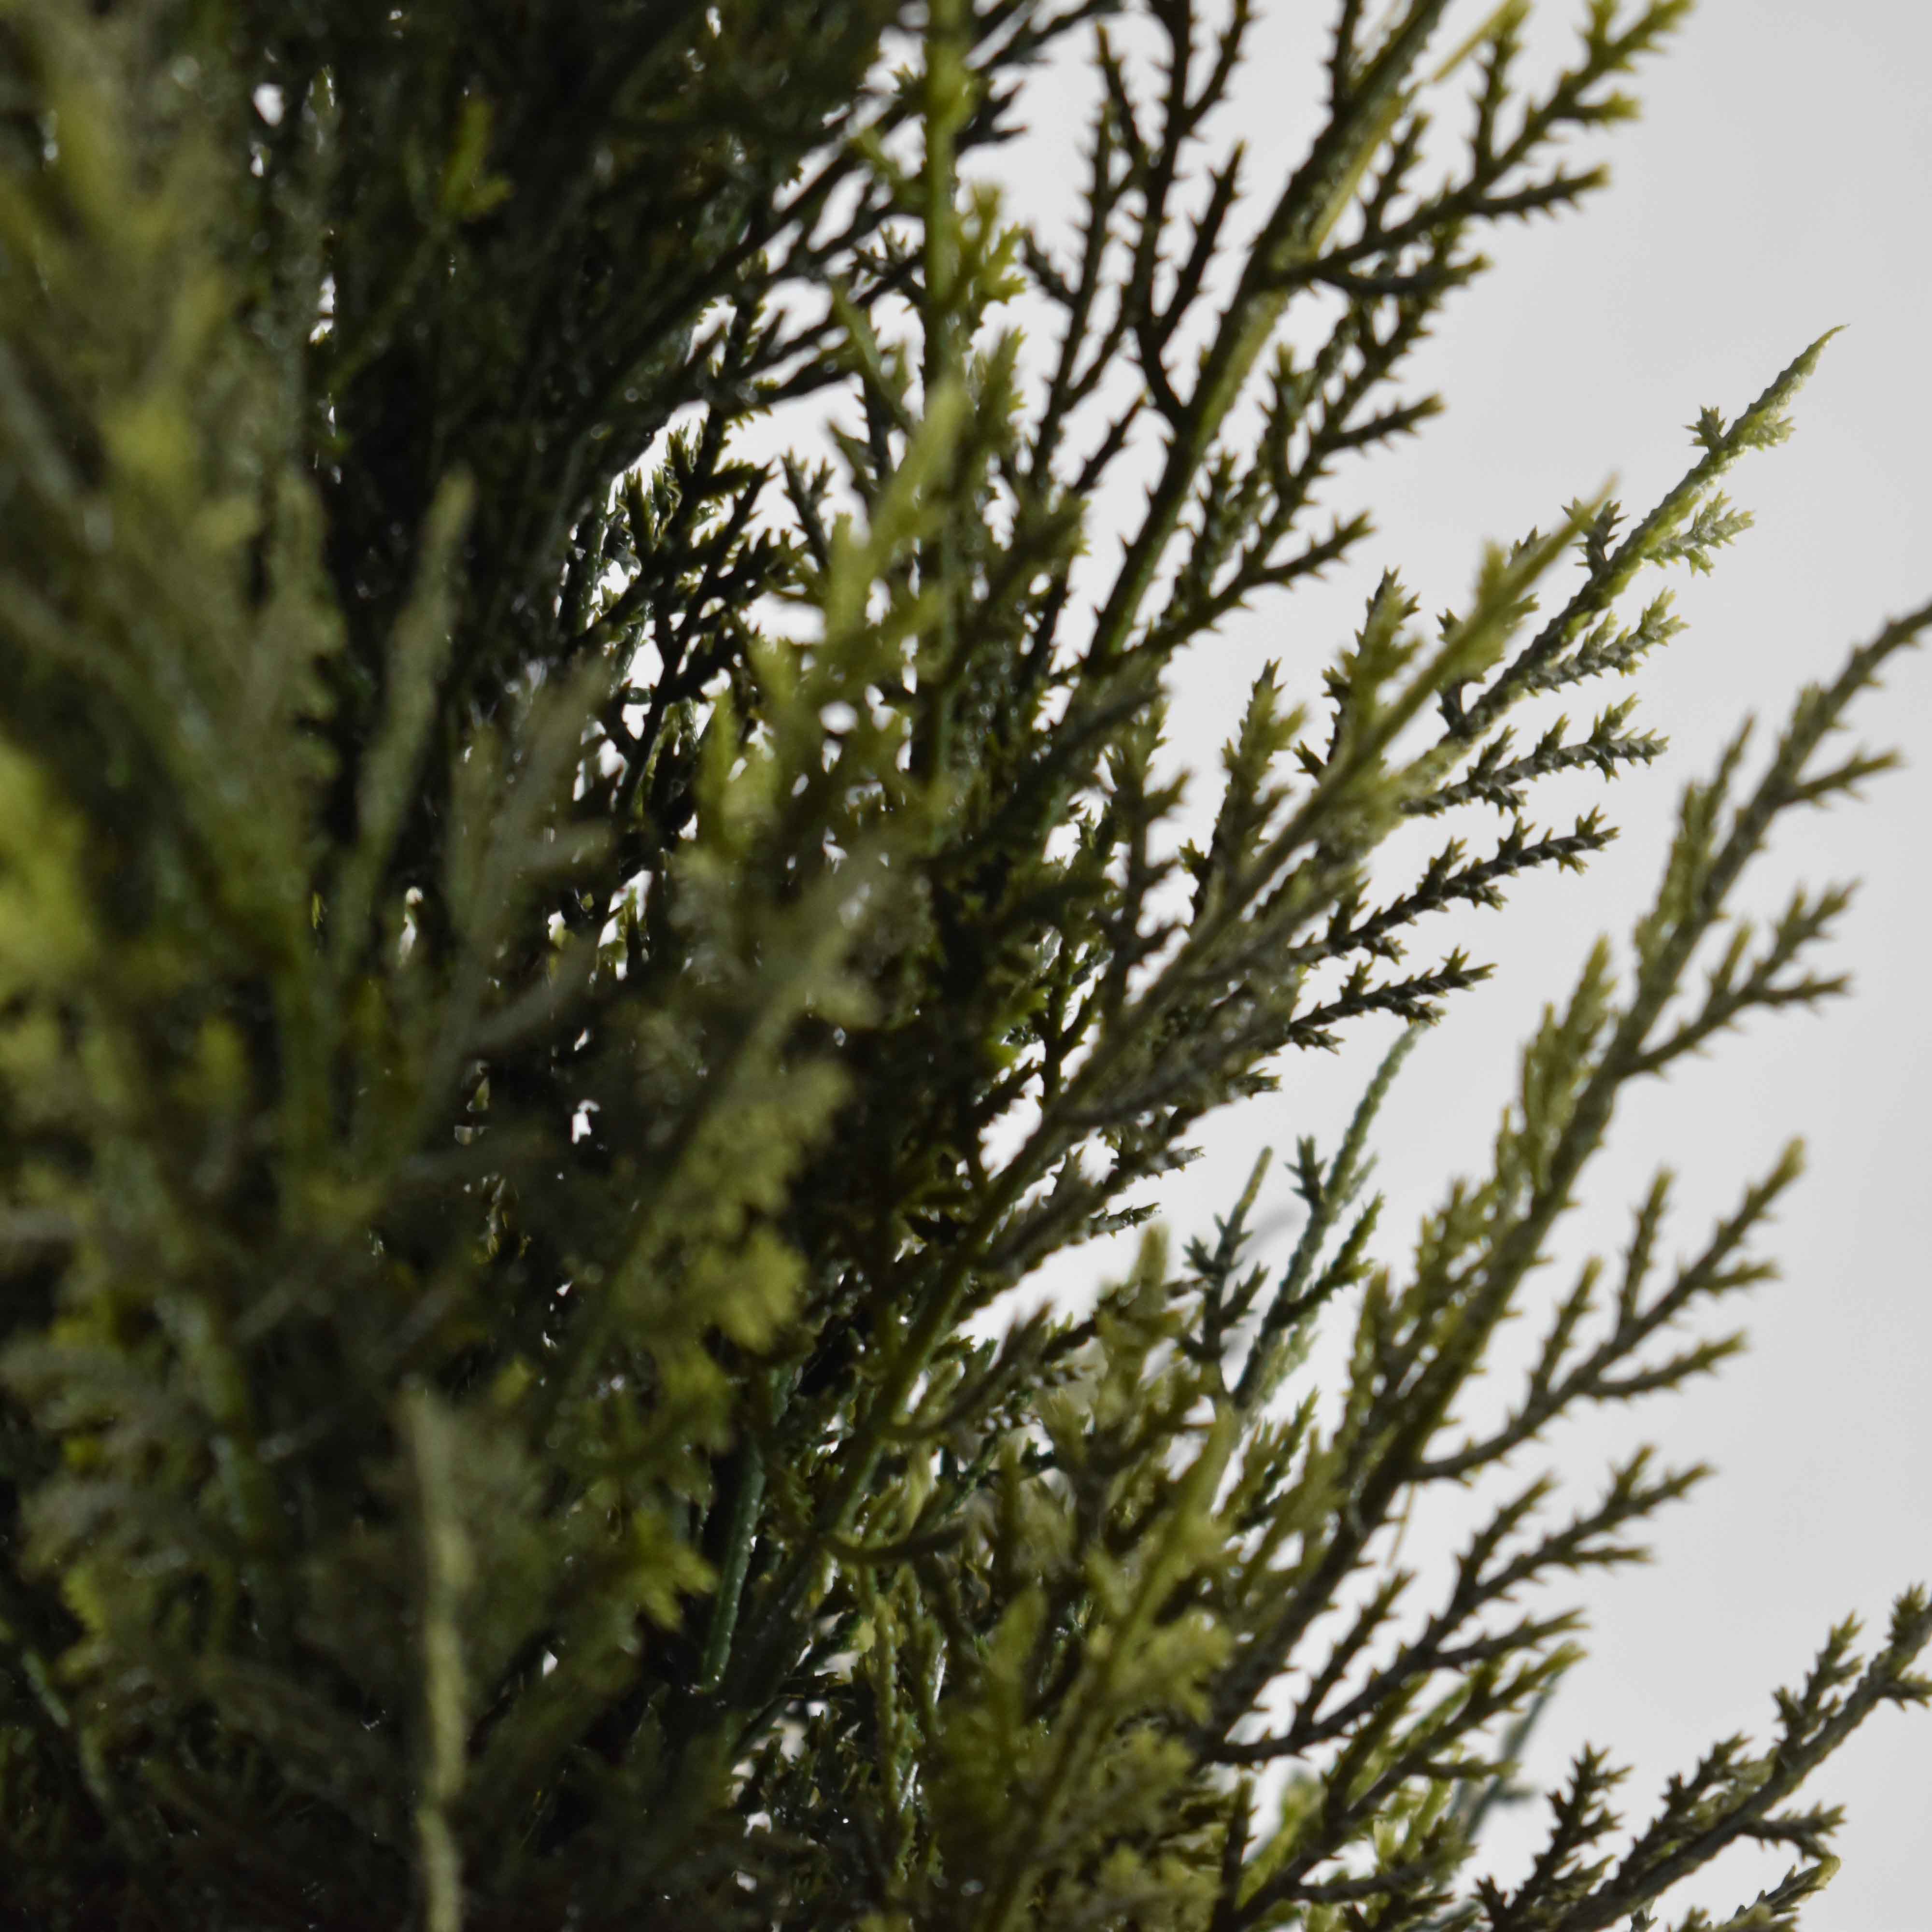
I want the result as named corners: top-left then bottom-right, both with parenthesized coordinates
top-left (0, 0), bottom-right (1925, 1928)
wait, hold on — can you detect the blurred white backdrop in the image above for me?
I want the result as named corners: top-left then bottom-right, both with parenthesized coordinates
top-left (971, 2), bottom-right (1932, 1925)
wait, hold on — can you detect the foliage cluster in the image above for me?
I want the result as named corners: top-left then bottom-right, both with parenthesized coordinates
top-left (0, 0), bottom-right (1924, 1928)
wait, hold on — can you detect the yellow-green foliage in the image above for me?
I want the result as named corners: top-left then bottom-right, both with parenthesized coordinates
top-left (0, 1), bottom-right (1925, 1929)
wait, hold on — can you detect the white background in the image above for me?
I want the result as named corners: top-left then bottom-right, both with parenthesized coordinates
top-left (982, 2), bottom-right (1932, 1925)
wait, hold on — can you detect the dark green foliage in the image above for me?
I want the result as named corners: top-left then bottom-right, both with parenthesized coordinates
top-left (0, 0), bottom-right (1924, 1927)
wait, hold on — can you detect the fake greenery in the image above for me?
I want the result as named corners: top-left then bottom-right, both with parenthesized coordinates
top-left (0, 0), bottom-right (1925, 1926)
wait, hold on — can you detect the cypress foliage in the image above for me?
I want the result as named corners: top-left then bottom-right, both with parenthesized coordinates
top-left (0, 0), bottom-right (1925, 1926)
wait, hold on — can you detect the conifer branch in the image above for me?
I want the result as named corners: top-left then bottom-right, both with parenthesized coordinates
top-left (0, 4), bottom-right (1923, 1926)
